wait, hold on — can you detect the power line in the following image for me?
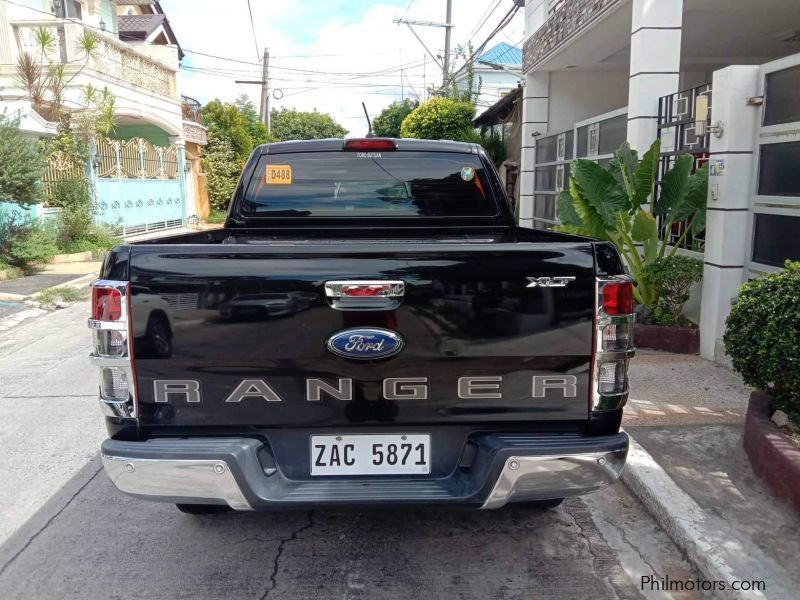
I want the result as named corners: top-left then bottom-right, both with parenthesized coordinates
top-left (245, 0), bottom-right (260, 60)
top-left (399, 0), bottom-right (416, 20)
top-left (449, 2), bottom-right (521, 83)
top-left (465, 0), bottom-right (503, 42)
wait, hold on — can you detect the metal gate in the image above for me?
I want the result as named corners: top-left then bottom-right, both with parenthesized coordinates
top-left (747, 55), bottom-right (800, 274)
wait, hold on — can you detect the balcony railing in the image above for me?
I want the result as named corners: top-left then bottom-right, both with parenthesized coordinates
top-left (11, 19), bottom-right (176, 98)
top-left (181, 95), bottom-right (203, 124)
top-left (522, 0), bottom-right (622, 72)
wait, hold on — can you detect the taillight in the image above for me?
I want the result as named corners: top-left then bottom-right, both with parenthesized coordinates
top-left (88, 281), bottom-right (137, 418)
top-left (343, 138), bottom-right (397, 151)
top-left (593, 276), bottom-right (636, 412)
top-left (602, 281), bottom-right (633, 315)
top-left (92, 287), bottom-right (122, 321)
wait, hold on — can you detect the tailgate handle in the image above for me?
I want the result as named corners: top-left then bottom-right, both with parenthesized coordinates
top-left (324, 280), bottom-right (405, 311)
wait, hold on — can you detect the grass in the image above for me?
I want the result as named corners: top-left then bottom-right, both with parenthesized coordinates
top-left (0, 260), bottom-right (24, 281)
top-left (37, 286), bottom-right (87, 307)
top-left (205, 209), bottom-right (227, 224)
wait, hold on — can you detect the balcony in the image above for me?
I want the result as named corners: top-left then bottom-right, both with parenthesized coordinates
top-left (181, 95), bottom-right (207, 145)
top-left (522, 0), bottom-right (622, 73)
top-left (11, 19), bottom-right (176, 98)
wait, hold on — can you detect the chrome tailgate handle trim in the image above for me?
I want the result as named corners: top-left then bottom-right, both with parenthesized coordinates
top-left (325, 280), bottom-right (405, 298)
top-left (324, 280), bottom-right (405, 311)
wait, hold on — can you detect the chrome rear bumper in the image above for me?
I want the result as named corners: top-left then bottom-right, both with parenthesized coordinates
top-left (100, 432), bottom-right (628, 510)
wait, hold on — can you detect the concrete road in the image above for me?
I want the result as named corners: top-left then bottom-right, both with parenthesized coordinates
top-left (0, 301), bottom-right (106, 545)
top-left (0, 303), bottom-right (704, 600)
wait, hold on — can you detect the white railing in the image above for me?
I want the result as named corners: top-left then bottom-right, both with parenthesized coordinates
top-left (11, 19), bottom-right (176, 98)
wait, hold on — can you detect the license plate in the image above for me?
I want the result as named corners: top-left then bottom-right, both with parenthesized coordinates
top-left (310, 434), bottom-right (431, 476)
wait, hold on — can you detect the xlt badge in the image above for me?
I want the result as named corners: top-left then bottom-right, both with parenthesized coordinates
top-left (526, 276), bottom-right (576, 288)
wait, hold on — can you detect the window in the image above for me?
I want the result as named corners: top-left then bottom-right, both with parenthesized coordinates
top-left (55, 0), bottom-right (83, 19)
top-left (758, 141), bottom-right (800, 196)
top-left (241, 152), bottom-right (499, 218)
top-left (752, 214), bottom-right (800, 267)
top-left (764, 65), bottom-right (800, 126)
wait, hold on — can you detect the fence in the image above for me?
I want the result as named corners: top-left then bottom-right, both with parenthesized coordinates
top-left (656, 83), bottom-right (713, 253)
top-left (40, 150), bottom-right (85, 202)
top-left (95, 136), bottom-right (179, 180)
top-left (93, 136), bottom-right (184, 236)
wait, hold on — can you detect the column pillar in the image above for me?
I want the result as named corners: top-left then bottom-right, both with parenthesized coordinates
top-left (85, 136), bottom-right (99, 223)
top-left (698, 65), bottom-right (760, 362)
top-left (519, 71), bottom-right (549, 228)
top-left (170, 135), bottom-right (188, 226)
top-left (626, 0), bottom-right (683, 153)
top-left (0, 0), bottom-right (11, 64)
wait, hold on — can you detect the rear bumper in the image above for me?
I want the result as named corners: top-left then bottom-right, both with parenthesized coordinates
top-left (100, 432), bottom-right (628, 510)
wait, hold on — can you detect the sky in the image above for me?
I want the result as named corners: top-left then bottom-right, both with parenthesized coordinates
top-left (162, 0), bottom-right (524, 137)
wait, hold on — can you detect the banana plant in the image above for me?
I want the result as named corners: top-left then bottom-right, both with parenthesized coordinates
top-left (555, 139), bottom-right (709, 308)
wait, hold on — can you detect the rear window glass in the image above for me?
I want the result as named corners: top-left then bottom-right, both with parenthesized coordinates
top-left (241, 152), bottom-right (498, 217)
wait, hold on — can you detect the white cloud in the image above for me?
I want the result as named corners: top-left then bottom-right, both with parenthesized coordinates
top-left (164, 0), bottom-right (524, 137)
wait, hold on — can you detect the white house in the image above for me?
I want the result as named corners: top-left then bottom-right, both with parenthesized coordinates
top-left (454, 42), bottom-right (522, 110)
top-left (0, 0), bottom-right (207, 234)
top-left (517, 0), bottom-right (800, 363)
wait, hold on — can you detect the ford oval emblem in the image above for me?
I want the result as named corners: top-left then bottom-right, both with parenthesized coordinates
top-left (326, 328), bottom-right (404, 360)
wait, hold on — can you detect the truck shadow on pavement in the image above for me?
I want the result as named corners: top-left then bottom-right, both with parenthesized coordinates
top-left (0, 455), bottom-right (643, 600)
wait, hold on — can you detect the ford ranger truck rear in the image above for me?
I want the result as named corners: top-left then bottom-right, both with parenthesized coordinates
top-left (89, 138), bottom-right (633, 512)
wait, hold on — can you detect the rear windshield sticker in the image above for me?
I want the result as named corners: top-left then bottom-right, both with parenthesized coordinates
top-left (460, 166), bottom-right (475, 182)
top-left (266, 165), bottom-right (293, 185)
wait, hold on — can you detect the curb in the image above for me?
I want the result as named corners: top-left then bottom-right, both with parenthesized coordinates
top-left (743, 391), bottom-right (800, 514)
top-left (0, 272), bottom-right (95, 302)
top-left (622, 434), bottom-right (794, 599)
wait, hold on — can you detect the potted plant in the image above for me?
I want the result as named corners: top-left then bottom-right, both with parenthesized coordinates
top-left (724, 260), bottom-right (800, 513)
top-left (555, 139), bottom-right (708, 352)
top-left (636, 255), bottom-right (703, 353)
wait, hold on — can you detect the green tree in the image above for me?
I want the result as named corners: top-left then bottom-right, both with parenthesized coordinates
top-left (372, 99), bottom-right (418, 138)
top-left (443, 43), bottom-right (483, 105)
top-left (202, 99), bottom-right (253, 162)
top-left (399, 97), bottom-right (476, 141)
top-left (203, 134), bottom-right (240, 212)
top-left (270, 108), bottom-right (347, 141)
top-left (234, 94), bottom-right (271, 147)
top-left (0, 114), bottom-right (47, 206)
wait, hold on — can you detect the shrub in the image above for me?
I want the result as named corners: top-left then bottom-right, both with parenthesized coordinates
top-left (641, 255), bottom-right (703, 325)
top-left (372, 99), bottom-right (418, 138)
top-left (400, 98), bottom-right (476, 141)
top-left (0, 216), bottom-right (58, 270)
top-left (51, 179), bottom-right (93, 247)
top-left (0, 114), bottom-right (47, 205)
top-left (724, 261), bottom-right (800, 422)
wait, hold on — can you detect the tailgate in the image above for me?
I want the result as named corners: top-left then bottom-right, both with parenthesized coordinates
top-left (129, 241), bottom-right (596, 428)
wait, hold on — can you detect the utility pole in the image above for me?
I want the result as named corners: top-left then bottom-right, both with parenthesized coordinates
top-left (261, 48), bottom-right (270, 133)
top-left (235, 47), bottom-right (271, 135)
top-left (393, 1), bottom-right (454, 94)
top-left (442, 0), bottom-right (452, 88)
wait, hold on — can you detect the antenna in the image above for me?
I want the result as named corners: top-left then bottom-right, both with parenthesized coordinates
top-left (362, 102), bottom-right (374, 137)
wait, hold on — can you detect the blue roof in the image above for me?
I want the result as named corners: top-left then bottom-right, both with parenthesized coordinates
top-left (477, 42), bottom-right (522, 66)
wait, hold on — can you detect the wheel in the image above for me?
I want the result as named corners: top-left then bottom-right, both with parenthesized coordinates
top-left (176, 503), bottom-right (232, 515)
top-left (146, 314), bottom-right (172, 358)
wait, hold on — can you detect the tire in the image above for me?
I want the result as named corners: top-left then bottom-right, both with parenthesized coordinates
top-left (531, 498), bottom-right (564, 509)
top-left (146, 314), bottom-right (172, 358)
top-left (176, 504), bottom-right (232, 515)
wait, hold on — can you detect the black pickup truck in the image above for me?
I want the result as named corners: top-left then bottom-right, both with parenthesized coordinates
top-left (89, 138), bottom-right (634, 513)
